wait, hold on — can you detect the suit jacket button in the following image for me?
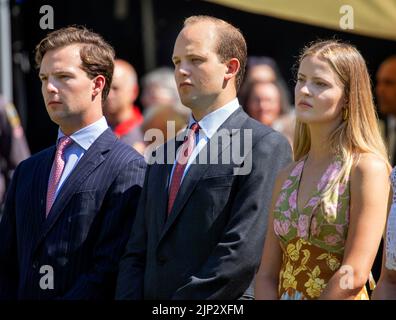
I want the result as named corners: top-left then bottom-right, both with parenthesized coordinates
top-left (157, 256), bottom-right (167, 266)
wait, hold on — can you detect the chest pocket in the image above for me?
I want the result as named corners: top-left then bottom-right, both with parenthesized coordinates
top-left (197, 175), bottom-right (235, 221)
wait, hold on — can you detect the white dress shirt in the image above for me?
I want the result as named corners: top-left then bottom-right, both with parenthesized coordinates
top-left (50, 116), bottom-right (109, 198)
top-left (169, 98), bottom-right (240, 185)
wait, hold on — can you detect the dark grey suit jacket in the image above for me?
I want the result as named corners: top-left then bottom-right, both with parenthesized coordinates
top-left (0, 128), bottom-right (146, 299)
top-left (116, 107), bottom-right (292, 300)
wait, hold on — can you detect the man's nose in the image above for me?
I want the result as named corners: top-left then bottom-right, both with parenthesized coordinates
top-left (46, 79), bottom-right (58, 93)
top-left (178, 62), bottom-right (190, 76)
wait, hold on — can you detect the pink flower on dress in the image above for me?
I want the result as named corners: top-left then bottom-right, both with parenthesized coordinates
top-left (311, 216), bottom-right (319, 236)
top-left (324, 234), bottom-right (341, 246)
top-left (275, 192), bottom-right (286, 208)
top-left (289, 190), bottom-right (297, 209)
top-left (282, 179), bottom-right (293, 190)
top-left (335, 224), bottom-right (346, 235)
top-left (318, 163), bottom-right (340, 190)
top-left (297, 215), bottom-right (309, 238)
top-left (329, 165), bottom-right (340, 180)
top-left (338, 183), bottom-right (347, 195)
top-left (290, 161), bottom-right (304, 177)
top-left (274, 219), bottom-right (290, 236)
top-left (306, 196), bottom-right (321, 209)
top-left (283, 209), bottom-right (292, 219)
top-left (317, 177), bottom-right (327, 192)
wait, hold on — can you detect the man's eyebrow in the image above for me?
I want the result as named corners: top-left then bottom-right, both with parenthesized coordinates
top-left (39, 70), bottom-right (73, 77)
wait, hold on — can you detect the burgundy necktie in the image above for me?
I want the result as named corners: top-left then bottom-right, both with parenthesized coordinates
top-left (167, 123), bottom-right (200, 215)
top-left (46, 136), bottom-right (73, 216)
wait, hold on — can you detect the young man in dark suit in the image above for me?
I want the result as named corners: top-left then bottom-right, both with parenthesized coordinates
top-left (116, 15), bottom-right (292, 300)
top-left (0, 26), bottom-right (146, 299)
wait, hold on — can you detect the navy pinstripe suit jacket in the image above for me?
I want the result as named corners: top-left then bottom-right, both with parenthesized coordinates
top-left (0, 128), bottom-right (146, 299)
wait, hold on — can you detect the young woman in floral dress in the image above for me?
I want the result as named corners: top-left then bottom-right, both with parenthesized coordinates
top-left (255, 40), bottom-right (391, 300)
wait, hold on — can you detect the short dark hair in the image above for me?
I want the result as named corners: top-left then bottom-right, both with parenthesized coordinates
top-left (184, 16), bottom-right (247, 92)
top-left (35, 26), bottom-right (115, 102)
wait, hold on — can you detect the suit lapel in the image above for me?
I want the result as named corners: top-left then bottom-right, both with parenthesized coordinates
top-left (160, 107), bottom-right (247, 240)
top-left (34, 129), bottom-right (116, 253)
top-left (33, 147), bottom-right (57, 227)
top-left (153, 140), bottom-right (179, 235)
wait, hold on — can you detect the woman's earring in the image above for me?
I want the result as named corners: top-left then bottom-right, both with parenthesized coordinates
top-left (342, 107), bottom-right (348, 121)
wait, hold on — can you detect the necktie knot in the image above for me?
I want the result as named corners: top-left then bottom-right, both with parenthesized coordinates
top-left (57, 136), bottom-right (73, 154)
top-left (184, 122), bottom-right (200, 142)
top-left (190, 122), bottom-right (200, 132)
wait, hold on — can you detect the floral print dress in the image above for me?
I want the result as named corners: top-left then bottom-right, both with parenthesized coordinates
top-left (273, 157), bottom-right (368, 300)
top-left (385, 166), bottom-right (396, 271)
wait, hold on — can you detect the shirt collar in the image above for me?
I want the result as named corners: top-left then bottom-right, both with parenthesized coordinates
top-left (57, 116), bottom-right (109, 150)
top-left (187, 98), bottom-right (240, 139)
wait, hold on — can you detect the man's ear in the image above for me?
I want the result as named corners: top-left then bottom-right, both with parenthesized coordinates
top-left (131, 84), bottom-right (139, 103)
top-left (92, 75), bottom-right (106, 98)
top-left (224, 58), bottom-right (240, 82)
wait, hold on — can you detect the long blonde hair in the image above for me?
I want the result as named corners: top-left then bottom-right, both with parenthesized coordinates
top-left (294, 40), bottom-right (391, 190)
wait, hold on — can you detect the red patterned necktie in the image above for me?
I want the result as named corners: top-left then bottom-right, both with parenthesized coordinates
top-left (46, 136), bottom-right (73, 216)
top-left (167, 123), bottom-right (200, 215)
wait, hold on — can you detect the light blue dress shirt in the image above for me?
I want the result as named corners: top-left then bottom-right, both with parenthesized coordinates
top-left (169, 98), bottom-right (240, 185)
top-left (50, 116), bottom-right (109, 198)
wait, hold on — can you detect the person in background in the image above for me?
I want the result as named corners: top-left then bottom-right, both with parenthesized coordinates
top-left (376, 55), bottom-right (396, 165)
top-left (104, 59), bottom-right (145, 153)
top-left (245, 56), bottom-right (278, 83)
top-left (0, 94), bottom-right (30, 215)
top-left (245, 55), bottom-right (292, 105)
top-left (240, 80), bottom-right (294, 145)
top-left (140, 67), bottom-right (190, 151)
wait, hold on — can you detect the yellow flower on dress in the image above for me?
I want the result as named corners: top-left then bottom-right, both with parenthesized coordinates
top-left (282, 262), bottom-right (297, 290)
top-left (286, 240), bottom-right (303, 261)
top-left (301, 249), bottom-right (310, 266)
top-left (317, 253), bottom-right (341, 271)
top-left (305, 266), bottom-right (326, 298)
top-left (293, 249), bottom-right (310, 276)
top-left (326, 255), bottom-right (340, 271)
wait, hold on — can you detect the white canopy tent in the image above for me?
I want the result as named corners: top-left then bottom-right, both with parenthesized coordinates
top-left (206, 0), bottom-right (396, 41)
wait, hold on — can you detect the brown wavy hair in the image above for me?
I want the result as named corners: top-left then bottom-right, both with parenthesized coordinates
top-left (35, 26), bottom-right (115, 103)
